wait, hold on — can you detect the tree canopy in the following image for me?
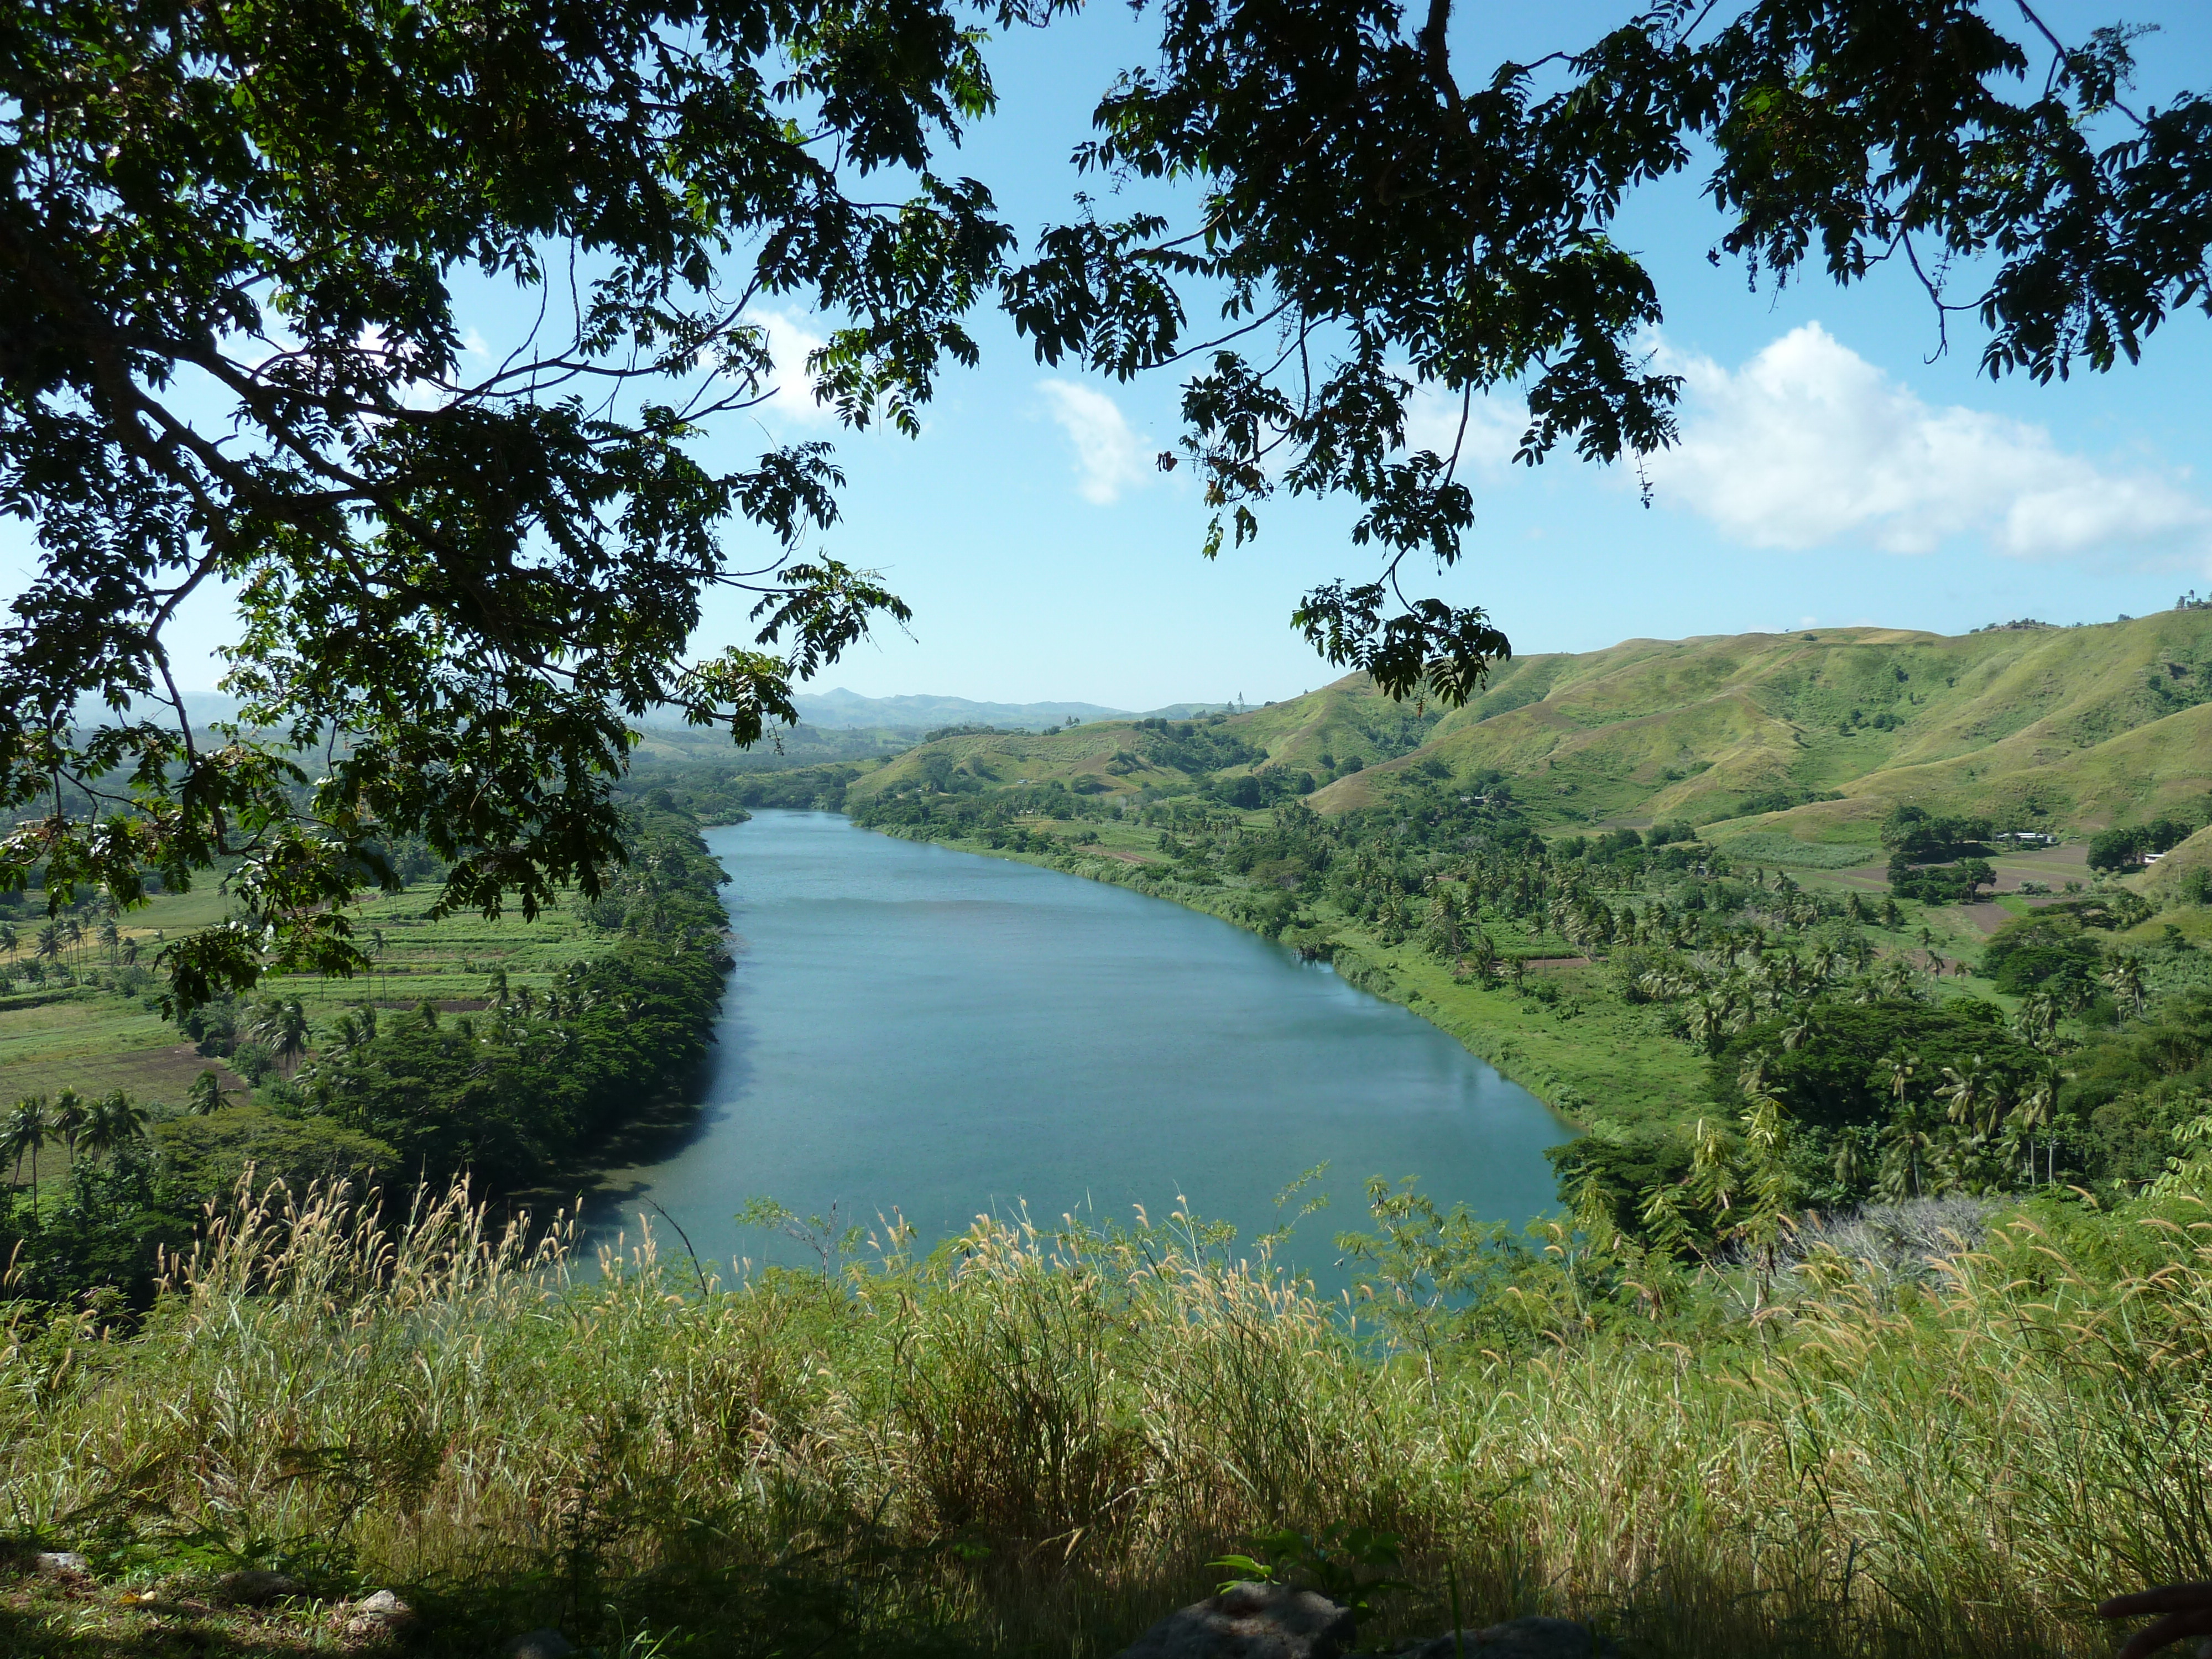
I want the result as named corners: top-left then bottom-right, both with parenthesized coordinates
top-left (5, 0), bottom-right (2208, 1004)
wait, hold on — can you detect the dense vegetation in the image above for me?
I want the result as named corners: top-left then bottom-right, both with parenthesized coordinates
top-left (0, 809), bottom-right (730, 1305)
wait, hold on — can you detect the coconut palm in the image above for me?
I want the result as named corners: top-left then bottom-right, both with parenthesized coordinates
top-left (2012, 992), bottom-right (2060, 1055)
top-left (1886, 1048), bottom-right (1920, 1113)
top-left (34, 924), bottom-right (61, 969)
top-left (0, 922), bottom-right (15, 964)
top-left (185, 1070), bottom-right (228, 1116)
top-left (2015, 1066), bottom-right (2059, 1185)
top-left (50, 1088), bottom-right (88, 1160)
top-left (1878, 1102), bottom-right (1940, 1201)
top-left (84, 1091), bottom-right (150, 1162)
top-left (1833, 1129), bottom-right (1865, 1190)
top-left (4, 1096), bottom-right (53, 1223)
top-left (249, 998), bottom-right (312, 1074)
top-left (1684, 994), bottom-right (1723, 1053)
top-left (97, 918), bottom-right (119, 962)
top-left (2102, 953), bottom-right (2148, 1019)
top-left (60, 916), bottom-right (82, 967)
top-left (1938, 1056), bottom-right (2002, 1138)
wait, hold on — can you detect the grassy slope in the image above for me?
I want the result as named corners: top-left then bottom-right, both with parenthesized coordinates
top-left (2134, 823), bottom-right (2212, 902)
top-left (1323, 612), bottom-right (2212, 836)
top-left (841, 613), bottom-right (2212, 844)
top-left (841, 682), bottom-right (1444, 805)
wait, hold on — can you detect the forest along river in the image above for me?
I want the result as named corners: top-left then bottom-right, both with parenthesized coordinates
top-left (594, 810), bottom-right (1571, 1282)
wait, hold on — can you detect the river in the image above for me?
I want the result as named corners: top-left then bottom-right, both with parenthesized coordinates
top-left (594, 810), bottom-right (1571, 1278)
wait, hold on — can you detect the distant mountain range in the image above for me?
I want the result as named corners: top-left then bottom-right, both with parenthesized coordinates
top-left (82, 689), bottom-right (1230, 738)
top-left (788, 688), bottom-right (1229, 730)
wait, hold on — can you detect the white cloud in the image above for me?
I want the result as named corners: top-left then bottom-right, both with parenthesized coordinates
top-left (1647, 323), bottom-right (2212, 565)
top-left (1401, 380), bottom-right (1527, 473)
top-left (749, 310), bottom-right (835, 426)
top-left (1038, 380), bottom-right (1148, 505)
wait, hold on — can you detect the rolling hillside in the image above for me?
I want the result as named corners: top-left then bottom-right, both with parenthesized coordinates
top-left (837, 612), bottom-right (2212, 843)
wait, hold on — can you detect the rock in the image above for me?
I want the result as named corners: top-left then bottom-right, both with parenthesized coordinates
top-left (342, 1589), bottom-right (417, 1640)
top-left (215, 1568), bottom-right (302, 1606)
top-left (504, 1629), bottom-right (576, 1659)
top-left (1393, 1619), bottom-right (1619, 1659)
top-left (1115, 1582), bottom-right (1358, 1659)
top-left (33, 1551), bottom-right (90, 1577)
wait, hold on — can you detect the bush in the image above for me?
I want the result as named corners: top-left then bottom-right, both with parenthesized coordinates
top-left (229, 1040), bottom-right (276, 1085)
top-left (1985, 915), bottom-right (2103, 995)
top-left (153, 1108), bottom-right (395, 1207)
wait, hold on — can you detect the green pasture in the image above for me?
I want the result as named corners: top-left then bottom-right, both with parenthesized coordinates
top-left (0, 880), bottom-right (608, 1121)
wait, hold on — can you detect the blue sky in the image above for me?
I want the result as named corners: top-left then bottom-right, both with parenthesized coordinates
top-left (684, 0), bottom-right (2212, 708)
top-left (16, 1), bottom-right (2212, 712)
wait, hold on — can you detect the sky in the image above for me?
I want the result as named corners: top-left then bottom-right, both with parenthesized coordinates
top-left (14, 0), bottom-right (2212, 712)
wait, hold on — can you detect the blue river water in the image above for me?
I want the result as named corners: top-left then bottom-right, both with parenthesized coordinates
top-left (592, 810), bottom-right (1571, 1276)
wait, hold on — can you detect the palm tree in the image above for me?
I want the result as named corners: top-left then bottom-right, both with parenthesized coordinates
top-left (1879, 1102), bottom-right (1940, 1201)
top-left (4, 1097), bottom-right (52, 1223)
top-left (0, 922), bottom-right (15, 965)
top-left (51, 1088), bottom-right (88, 1161)
top-left (249, 998), bottom-right (311, 1074)
top-left (98, 917), bottom-right (119, 963)
top-left (2015, 1066), bottom-right (2059, 1185)
top-left (33, 924), bottom-right (61, 971)
top-left (2102, 953), bottom-right (2148, 1019)
top-left (60, 916), bottom-right (82, 968)
top-left (1833, 1129), bottom-right (1865, 1190)
top-left (1886, 1048), bottom-right (1919, 1114)
top-left (1938, 1056), bottom-right (2002, 1138)
top-left (84, 1091), bottom-right (150, 1162)
top-left (186, 1070), bottom-right (228, 1116)
top-left (2013, 992), bottom-right (2060, 1055)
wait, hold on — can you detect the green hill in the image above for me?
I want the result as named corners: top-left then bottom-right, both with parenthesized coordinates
top-left (833, 612), bottom-right (2212, 846)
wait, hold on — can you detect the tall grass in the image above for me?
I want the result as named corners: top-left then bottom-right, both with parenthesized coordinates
top-left (4, 1181), bottom-right (2210, 1658)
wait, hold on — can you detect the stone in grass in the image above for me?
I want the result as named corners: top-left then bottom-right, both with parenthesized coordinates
top-left (342, 1589), bottom-right (418, 1641)
top-left (504, 1630), bottom-right (576, 1659)
top-left (33, 1552), bottom-right (91, 1578)
top-left (1393, 1620), bottom-right (1620, 1659)
top-left (214, 1568), bottom-right (303, 1606)
top-left (1115, 1582), bottom-right (1359, 1659)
